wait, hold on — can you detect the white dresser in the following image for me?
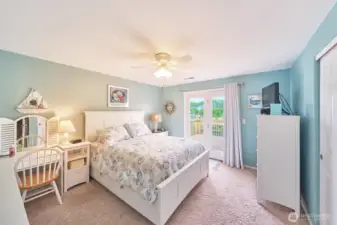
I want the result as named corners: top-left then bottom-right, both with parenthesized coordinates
top-left (256, 115), bottom-right (300, 216)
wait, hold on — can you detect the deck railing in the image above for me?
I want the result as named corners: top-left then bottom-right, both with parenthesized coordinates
top-left (190, 119), bottom-right (224, 136)
top-left (190, 119), bottom-right (204, 135)
top-left (212, 122), bottom-right (224, 137)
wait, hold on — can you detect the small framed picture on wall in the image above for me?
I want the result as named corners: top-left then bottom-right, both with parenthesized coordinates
top-left (107, 85), bottom-right (129, 107)
top-left (248, 94), bottom-right (262, 108)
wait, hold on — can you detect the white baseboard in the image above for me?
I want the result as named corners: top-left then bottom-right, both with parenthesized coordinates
top-left (244, 165), bottom-right (257, 170)
top-left (301, 196), bottom-right (314, 225)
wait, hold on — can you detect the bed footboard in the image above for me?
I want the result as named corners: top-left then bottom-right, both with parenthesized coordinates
top-left (90, 150), bottom-right (209, 225)
top-left (156, 150), bottom-right (209, 225)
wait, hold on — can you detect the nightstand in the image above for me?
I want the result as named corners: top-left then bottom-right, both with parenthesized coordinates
top-left (61, 142), bottom-right (90, 192)
top-left (153, 131), bottom-right (169, 136)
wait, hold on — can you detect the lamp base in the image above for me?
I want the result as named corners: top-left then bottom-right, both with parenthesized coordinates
top-left (60, 133), bottom-right (71, 145)
top-left (154, 123), bottom-right (158, 133)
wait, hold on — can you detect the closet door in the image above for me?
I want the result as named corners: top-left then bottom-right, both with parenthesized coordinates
top-left (320, 45), bottom-right (337, 225)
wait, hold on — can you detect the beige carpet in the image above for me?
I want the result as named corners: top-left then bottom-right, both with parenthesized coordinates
top-left (25, 161), bottom-right (309, 225)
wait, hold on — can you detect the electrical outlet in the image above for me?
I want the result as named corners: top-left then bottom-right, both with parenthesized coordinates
top-left (242, 119), bottom-right (246, 124)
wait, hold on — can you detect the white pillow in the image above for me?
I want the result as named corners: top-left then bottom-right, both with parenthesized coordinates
top-left (124, 123), bottom-right (152, 138)
top-left (97, 127), bottom-right (129, 146)
top-left (114, 125), bottom-right (131, 140)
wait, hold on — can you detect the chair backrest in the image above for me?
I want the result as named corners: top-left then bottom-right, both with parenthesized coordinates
top-left (16, 135), bottom-right (47, 152)
top-left (14, 147), bottom-right (63, 187)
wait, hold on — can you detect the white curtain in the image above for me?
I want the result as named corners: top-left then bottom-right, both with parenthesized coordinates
top-left (224, 83), bottom-right (243, 168)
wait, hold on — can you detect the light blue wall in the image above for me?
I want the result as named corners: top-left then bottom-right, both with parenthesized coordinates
top-left (290, 4), bottom-right (337, 224)
top-left (0, 50), bottom-right (162, 138)
top-left (162, 69), bottom-right (291, 167)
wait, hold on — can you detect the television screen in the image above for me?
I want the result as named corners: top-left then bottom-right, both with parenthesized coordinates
top-left (262, 82), bottom-right (280, 107)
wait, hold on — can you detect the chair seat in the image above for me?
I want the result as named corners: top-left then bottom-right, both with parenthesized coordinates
top-left (19, 170), bottom-right (58, 190)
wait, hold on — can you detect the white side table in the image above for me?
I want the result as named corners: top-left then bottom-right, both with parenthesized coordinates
top-left (153, 131), bottom-right (169, 136)
top-left (61, 142), bottom-right (90, 192)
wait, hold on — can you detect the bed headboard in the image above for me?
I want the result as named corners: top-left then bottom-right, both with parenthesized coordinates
top-left (84, 111), bottom-right (145, 141)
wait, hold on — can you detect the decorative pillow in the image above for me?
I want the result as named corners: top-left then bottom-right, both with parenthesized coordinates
top-left (114, 125), bottom-right (131, 140)
top-left (97, 128), bottom-right (124, 146)
top-left (124, 123), bottom-right (152, 138)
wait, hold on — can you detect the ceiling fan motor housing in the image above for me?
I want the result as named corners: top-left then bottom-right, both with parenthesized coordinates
top-left (155, 52), bottom-right (172, 65)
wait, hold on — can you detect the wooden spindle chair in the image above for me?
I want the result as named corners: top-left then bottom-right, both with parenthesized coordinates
top-left (16, 135), bottom-right (47, 152)
top-left (14, 148), bottom-right (63, 204)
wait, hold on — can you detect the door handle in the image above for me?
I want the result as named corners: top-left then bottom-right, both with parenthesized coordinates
top-left (320, 154), bottom-right (323, 160)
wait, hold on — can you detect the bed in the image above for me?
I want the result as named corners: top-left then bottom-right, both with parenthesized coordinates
top-left (84, 111), bottom-right (209, 225)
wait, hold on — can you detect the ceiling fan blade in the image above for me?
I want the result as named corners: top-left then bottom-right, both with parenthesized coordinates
top-left (130, 63), bottom-right (158, 69)
top-left (128, 29), bottom-right (157, 54)
top-left (130, 65), bottom-right (148, 69)
top-left (122, 52), bottom-right (155, 60)
top-left (172, 54), bottom-right (193, 64)
top-left (170, 66), bottom-right (193, 73)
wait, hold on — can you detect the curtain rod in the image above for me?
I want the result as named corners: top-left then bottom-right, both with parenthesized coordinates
top-left (179, 82), bottom-right (244, 92)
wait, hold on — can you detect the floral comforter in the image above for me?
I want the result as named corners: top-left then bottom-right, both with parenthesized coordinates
top-left (91, 135), bottom-right (205, 203)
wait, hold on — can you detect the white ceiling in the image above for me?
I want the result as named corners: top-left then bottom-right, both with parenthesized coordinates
top-left (0, 1), bottom-right (336, 86)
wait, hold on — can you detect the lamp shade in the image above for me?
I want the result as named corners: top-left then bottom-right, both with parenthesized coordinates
top-left (150, 114), bottom-right (162, 123)
top-left (58, 120), bottom-right (76, 133)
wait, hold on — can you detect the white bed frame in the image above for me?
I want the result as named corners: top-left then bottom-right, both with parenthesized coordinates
top-left (84, 111), bottom-right (209, 225)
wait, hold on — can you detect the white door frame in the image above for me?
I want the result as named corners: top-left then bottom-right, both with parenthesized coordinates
top-left (331, 93), bottom-right (337, 225)
top-left (316, 36), bottom-right (337, 60)
top-left (317, 37), bottom-right (337, 225)
top-left (183, 90), bottom-right (209, 150)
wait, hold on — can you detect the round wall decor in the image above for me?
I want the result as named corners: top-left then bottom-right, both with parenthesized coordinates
top-left (164, 101), bottom-right (176, 115)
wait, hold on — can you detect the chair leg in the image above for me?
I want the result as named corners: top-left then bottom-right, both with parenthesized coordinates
top-left (51, 181), bottom-right (63, 205)
top-left (21, 190), bottom-right (27, 203)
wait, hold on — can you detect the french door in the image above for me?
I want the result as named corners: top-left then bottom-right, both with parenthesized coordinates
top-left (184, 90), bottom-right (225, 161)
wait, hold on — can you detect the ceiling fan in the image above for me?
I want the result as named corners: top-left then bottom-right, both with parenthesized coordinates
top-left (113, 28), bottom-right (194, 79)
top-left (130, 52), bottom-right (193, 78)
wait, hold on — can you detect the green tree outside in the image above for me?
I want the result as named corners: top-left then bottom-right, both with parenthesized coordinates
top-left (190, 99), bottom-right (224, 119)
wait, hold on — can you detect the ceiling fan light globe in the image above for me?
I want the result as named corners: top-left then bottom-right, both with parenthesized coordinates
top-left (154, 67), bottom-right (172, 78)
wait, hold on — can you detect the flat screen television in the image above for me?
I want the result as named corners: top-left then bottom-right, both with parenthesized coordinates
top-left (262, 82), bottom-right (280, 107)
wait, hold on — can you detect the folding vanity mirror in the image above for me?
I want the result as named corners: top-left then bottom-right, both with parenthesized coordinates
top-left (0, 115), bottom-right (59, 156)
top-left (15, 115), bottom-right (47, 152)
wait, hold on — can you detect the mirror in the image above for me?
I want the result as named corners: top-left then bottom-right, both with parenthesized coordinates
top-left (16, 116), bottom-right (47, 152)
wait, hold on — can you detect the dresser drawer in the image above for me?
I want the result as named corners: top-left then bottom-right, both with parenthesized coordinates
top-left (66, 167), bottom-right (89, 190)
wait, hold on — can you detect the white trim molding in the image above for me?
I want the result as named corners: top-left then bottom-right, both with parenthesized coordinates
top-left (316, 35), bottom-right (337, 60)
top-left (301, 196), bottom-right (314, 225)
top-left (243, 165), bottom-right (257, 170)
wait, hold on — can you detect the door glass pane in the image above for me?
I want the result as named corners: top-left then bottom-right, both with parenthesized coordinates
top-left (212, 96), bottom-right (224, 136)
top-left (189, 98), bottom-right (204, 136)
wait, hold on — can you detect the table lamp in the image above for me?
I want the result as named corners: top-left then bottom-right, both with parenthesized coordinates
top-left (58, 120), bottom-right (76, 145)
top-left (150, 114), bottom-right (162, 132)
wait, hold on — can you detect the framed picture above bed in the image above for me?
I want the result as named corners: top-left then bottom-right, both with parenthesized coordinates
top-left (107, 85), bottom-right (129, 107)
